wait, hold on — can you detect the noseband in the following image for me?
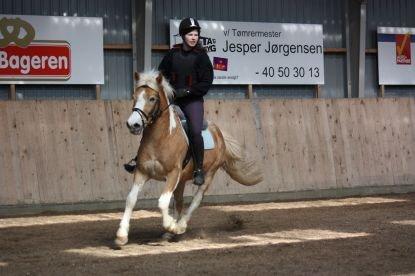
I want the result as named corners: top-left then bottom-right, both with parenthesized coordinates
top-left (132, 104), bottom-right (160, 128)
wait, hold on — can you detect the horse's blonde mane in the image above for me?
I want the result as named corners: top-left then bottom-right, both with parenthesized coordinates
top-left (136, 70), bottom-right (174, 103)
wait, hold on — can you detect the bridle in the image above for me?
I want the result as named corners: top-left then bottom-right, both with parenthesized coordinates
top-left (131, 85), bottom-right (172, 128)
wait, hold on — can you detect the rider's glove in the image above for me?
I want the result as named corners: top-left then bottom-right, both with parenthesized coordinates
top-left (174, 88), bottom-right (191, 98)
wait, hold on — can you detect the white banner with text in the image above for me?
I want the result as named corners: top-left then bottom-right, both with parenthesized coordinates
top-left (170, 20), bottom-right (324, 85)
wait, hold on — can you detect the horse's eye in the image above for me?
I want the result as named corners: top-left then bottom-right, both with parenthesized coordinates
top-left (149, 97), bottom-right (156, 102)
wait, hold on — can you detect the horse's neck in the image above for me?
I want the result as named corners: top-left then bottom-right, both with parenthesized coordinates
top-left (140, 88), bottom-right (182, 152)
top-left (142, 106), bottom-right (178, 143)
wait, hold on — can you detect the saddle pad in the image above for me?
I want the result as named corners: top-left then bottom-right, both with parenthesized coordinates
top-left (174, 104), bottom-right (214, 149)
top-left (202, 129), bottom-right (215, 150)
top-left (180, 119), bottom-right (215, 150)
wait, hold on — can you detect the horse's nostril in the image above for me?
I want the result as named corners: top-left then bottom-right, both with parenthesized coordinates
top-left (133, 123), bottom-right (140, 128)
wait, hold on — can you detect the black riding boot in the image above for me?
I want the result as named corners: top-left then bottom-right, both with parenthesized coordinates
top-left (193, 168), bottom-right (205, 186)
top-left (192, 142), bottom-right (205, 186)
top-left (124, 156), bottom-right (137, 174)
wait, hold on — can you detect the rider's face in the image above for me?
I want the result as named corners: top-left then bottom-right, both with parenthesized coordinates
top-left (183, 30), bottom-right (199, 48)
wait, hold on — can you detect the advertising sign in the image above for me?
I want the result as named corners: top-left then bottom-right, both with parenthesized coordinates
top-left (378, 27), bottom-right (415, 85)
top-left (0, 15), bottom-right (104, 84)
top-left (170, 20), bottom-right (325, 85)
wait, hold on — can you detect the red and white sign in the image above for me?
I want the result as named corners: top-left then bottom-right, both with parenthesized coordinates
top-left (0, 42), bottom-right (71, 79)
top-left (378, 27), bottom-right (415, 85)
top-left (0, 15), bottom-right (103, 85)
top-left (395, 34), bottom-right (411, 65)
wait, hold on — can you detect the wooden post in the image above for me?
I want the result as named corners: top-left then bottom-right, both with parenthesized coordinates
top-left (314, 85), bottom-right (321, 98)
top-left (95, 84), bottom-right (101, 100)
top-left (379, 85), bottom-right (385, 98)
top-left (9, 84), bottom-right (16, 100)
top-left (246, 84), bottom-right (253, 99)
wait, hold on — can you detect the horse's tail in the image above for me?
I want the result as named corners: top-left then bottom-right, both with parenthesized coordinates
top-left (221, 131), bottom-right (263, 186)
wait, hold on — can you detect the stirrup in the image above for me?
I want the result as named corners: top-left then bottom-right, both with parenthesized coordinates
top-left (193, 169), bottom-right (205, 186)
top-left (124, 158), bottom-right (137, 174)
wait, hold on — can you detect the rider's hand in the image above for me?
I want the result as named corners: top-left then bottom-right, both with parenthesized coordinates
top-left (174, 88), bottom-right (190, 98)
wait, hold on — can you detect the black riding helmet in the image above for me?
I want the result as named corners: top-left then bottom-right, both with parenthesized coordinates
top-left (179, 17), bottom-right (201, 36)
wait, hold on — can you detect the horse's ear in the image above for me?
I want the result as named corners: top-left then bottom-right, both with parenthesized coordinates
top-left (156, 72), bottom-right (163, 84)
top-left (134, 72), bottom-right (140, 82)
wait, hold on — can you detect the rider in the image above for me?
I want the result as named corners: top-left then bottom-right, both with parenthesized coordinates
top-left (124, 17), bottom-right (214, 186)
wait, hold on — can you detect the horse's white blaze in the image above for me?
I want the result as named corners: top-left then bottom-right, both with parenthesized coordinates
top-left (127, 91), bottom-right (146, 127)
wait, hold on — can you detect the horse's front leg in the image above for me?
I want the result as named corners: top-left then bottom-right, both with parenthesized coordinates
top-left (115, 172), bottom-right (148, 247)
top-left (158, 169), bottom-right (181, 233)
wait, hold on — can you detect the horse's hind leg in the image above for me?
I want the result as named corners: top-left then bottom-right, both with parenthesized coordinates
top-left (115, 172), bottom-right (148, 247)
top-left (173, 180), bottom-right (186, 219)
top-left (174, 174), bottom-right (214, 234)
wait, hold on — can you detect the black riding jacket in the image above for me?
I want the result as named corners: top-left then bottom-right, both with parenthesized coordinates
top-left (158, 43), bottom-right (214, 103)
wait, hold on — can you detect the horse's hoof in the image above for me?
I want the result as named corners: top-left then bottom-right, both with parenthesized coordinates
top-left (167, 225), bottom-right (186, 235)
top-left (162, 232), bottom-right (175, 240)
top-left (165, 222), bottom-right (178, 234)
top-left (175, 220), bottom-right (187, 234)
top-left (173, 223), bottom-right (186, 234)
top-left (163, 216), bottom-right (178, 233)
top-left (114, 235), bottom-right (128, 247)
top-left (174, 228), bottom-right (186, 235)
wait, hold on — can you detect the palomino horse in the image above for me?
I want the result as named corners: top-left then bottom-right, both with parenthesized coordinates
top-left (115, 71), bottom-right (263, 246)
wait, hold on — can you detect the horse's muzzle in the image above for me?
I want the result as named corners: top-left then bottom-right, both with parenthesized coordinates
top-left (126, 121), bottom-right (143, 135)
